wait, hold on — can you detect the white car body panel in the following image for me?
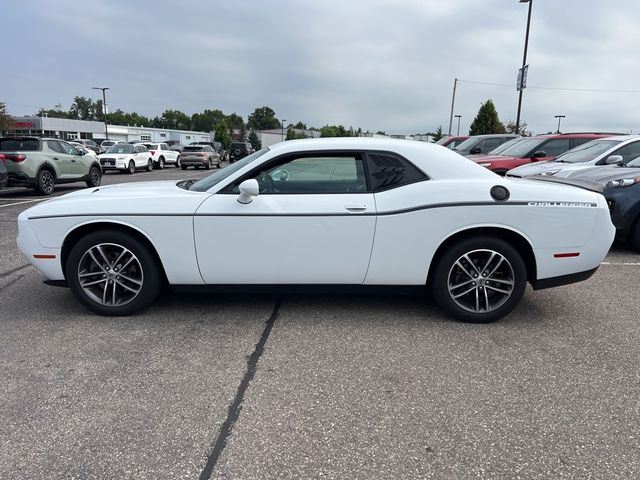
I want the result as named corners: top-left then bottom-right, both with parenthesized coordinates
top-left (98, 151), bottom-right (150, 170)
top-left (17, 138), bottom-right (615, 292)
top-left (194, 193), bottom-right (376, 284)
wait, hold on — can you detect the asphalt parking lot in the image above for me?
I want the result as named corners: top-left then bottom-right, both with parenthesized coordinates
top-left (1, 168), bottom-right (639, 479)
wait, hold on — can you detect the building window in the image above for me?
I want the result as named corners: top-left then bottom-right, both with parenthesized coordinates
top-left (66, 133), bottom-right (79, 140)
top-left (185, 135), bottom-right (191, 139)
top-left (140, 134), bottom-right (151, 141)
top-left (160, 133), bottom-right (166, 137)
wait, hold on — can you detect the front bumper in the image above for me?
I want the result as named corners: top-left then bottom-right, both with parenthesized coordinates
top-left (17, 212), bottom-right (65, 281)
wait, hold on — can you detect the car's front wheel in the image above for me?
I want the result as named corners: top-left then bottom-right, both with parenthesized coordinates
top-left (35, 169), bottom-right (55, 195)
top-left (175, 156), bottom-right (181, 168)
top-left (431, 236), bottom-right (527, 323)
top-left (145, 159), bottom-right (153, 172)
top-left (66, 230), bottom-right (162, 316)
top-left (128, 160), bottom-right (136, 174)
top-left (86, 165), bottom-right (102, 188)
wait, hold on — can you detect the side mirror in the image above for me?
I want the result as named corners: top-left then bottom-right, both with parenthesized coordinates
top-left (605, 155), bottom-right (623, 165)
top-left (237, 179), bottom-right (259, 204)
top-left (469, 146), bottom-right (482, 155)
top-left (531, 150), bottom-right (547, 159)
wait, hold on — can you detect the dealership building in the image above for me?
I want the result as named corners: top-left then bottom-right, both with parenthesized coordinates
top-left (8, 116), bottom-right (212, 144)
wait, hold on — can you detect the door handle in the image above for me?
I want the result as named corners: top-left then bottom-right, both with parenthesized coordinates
top-left (345, 204), bottom-right (368, 212)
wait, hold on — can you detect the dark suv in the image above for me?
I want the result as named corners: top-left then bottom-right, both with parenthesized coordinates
top-left (229, 141), bottom-right (253, 163)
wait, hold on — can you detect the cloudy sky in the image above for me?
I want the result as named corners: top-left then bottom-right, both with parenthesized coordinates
top-left (4, 0), bottom-right (640, 135)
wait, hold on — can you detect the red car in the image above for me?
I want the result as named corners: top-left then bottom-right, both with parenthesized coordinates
top-left (470, 133), bottom-right (617, 175)
top-left (435, 135), bottom-right (469, 150)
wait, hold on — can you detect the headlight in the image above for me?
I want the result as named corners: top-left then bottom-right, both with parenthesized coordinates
top-left (607, 177), bottom-right (640, 188)
top-left (542, 169), bottom-right (561, 176)
top-left (479, 163), bottom-right (492, 167)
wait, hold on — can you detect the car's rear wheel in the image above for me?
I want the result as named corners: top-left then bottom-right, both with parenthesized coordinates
top-left (128, 160), bottom-right (136, 174)
top-left (175, 156), bottom-right (181, 168)
top-left (205, 158), bottom-right (212, 170)
top-left (217, 159), bottom-right (222, 168)
top-left (35, 169), bottom-right (55, 195)
top-left (158, 157), bottom-right (165, 169)
top-left (86, 165), bottom-right (102, 188)
top-left (181, 164), bottom-right (187, 170)
top-left (66, 230), bottom-right (161, 316)
top-left (145, 159), bottom-right (153, 172)
top-left (431, 236), bottom-right (527, 323)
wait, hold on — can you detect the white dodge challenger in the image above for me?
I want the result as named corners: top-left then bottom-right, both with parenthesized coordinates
top-left (18, 138), bottom-right (614, 323)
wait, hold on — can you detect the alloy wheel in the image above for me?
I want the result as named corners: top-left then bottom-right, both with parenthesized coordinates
top-left (77, 243), bottom-right (144, 307)
top-left (447, 249), bottom-right (515, 313)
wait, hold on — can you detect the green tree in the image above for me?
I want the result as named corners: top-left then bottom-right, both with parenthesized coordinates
top-left (320, 125), bottom-right (353, 137)
top-left (0, 102), bottom-right (13, 133)
top-left (214, 119), bottom-right (232, 150)
top-left (248, 130), bottom-right (262, 150)
top-left (247, 106), bottom-right (280, 130)
top-left (468, 100), bottom-right (506, 135)
top-left (504, 119), bottom-right (530, 136)
top-left (432, 125), bottom-right (444, 142)
top-left (286, 126), bottom-right (296, 140)
top-left (191, 109), bottom-right (226, 132)
top-left (152, 109), bottom-right (192, 130)
top-left (293, 121), bottom-right (307, 129)
top-left (69, 96), bottom-right (98, 120)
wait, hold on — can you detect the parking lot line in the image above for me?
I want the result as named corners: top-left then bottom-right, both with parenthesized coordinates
top-left (601, 261), bottom-right (640, 266)
top-left (0, 199), bottom-right (47, 208)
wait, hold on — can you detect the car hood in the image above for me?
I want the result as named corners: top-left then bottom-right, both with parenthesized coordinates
top-left (469, 155), bottom-right (519, 163)
top-left (98, 153), bottom-right (135, 159)
top-left (507, 160), bottom-right (566, 177)
top-left (22, 181), bottom-right (211, 219)
top-left (568, 166), bottom-right (640, 184)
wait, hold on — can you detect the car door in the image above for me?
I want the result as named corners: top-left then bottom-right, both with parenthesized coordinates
top-left (135, 146), bottom-right (149, 167)
top-left (532, 138), bottom-right (571, 161)
top-left (194, 152), bottom-right (376, 284)
top-left (162, 143), bottom-right (178, 163)
top-left (51, 140), bottom-right (80, 178)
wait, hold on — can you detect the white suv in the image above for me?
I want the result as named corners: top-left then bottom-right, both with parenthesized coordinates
top-left (98, 144), bottom-right (153, 174)
top-left (141, 142), bottom-right (181, 169)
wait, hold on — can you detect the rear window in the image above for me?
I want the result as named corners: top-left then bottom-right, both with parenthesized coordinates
top-left (144, 144), bottom-right (160, 149)
top-left (0, 138), bottom-right (40, 151)
top-left (184, 146), bottom-right (205, 152)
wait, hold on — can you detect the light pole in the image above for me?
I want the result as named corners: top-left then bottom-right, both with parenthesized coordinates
top-left (454, 115), bottom-right (462, 136)
top-left (554, 115), bottom-right (566, 133)
top-left (281, 119), bottom-right (286, 141)
top-left (92, 87), bottom-right (109, 140)
top-left (515, 0), bottom-right (533, 135)
top-left (447, 78), bottom-right (458, 135)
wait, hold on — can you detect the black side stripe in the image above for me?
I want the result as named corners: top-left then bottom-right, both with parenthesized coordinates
top-left (27, 200), bottom-right (596, 221)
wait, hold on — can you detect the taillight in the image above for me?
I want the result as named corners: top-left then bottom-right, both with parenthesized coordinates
top-left (5, 154), bottom-right (26, 162)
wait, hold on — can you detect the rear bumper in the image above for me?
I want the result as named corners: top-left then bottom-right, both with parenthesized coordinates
top-left (8, 172), bottom-right (35, 187)
top-left (181, 159), bottom-right (208, 166)
top-left (531, 266), bottom-right (598, 290)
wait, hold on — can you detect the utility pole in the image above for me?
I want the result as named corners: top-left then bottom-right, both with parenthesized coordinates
top-left (515, 0), bottom-right (533, 135)
top-left (554, 115), bottom-right (565, 133)
top-left (448, 78), bottom-right (458, 135)
top-left (92, 87), bottom-right (110, 139)
top-left (454, 115), bottom-right (462, 136)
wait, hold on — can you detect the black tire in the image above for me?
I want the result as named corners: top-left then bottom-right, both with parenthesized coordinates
top-left (66, 230), bottom-right (162, 316)
top-left (145, 159), bottom-right (153, 172)
top-left (217, 159), bottom-right (222, 169)
top-left (35, 169), bottom-right (55, 195)
top-left (205, 158), bottom-right (212, 170)
top-left (181, 164), bottom-right (188, 170)
top-left (630, 218), bottom-right (640, 252)
top-left (431, 236), bottom-right (527, 323)
top-left (175, 156), bottom-right (181, 168)
top-left (158, 157), bottom-right (165, 169)
top-left (85, 165), bottom-right (102, 188)
top-left (195, 165), bottom-right (200, 169)
top-left (128, 160), bottom-right (136, 174)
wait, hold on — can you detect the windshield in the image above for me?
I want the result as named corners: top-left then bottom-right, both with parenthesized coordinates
top-left (554, 140), bottom-right (621, 163)
top-left (435, 137), bottom-right (453, 145)
top-left (488, 137), bottom-right (522, 155)
top-left (184, 146), bottom-right (205, 152)
top-left (102, 141), bottom-right (115, 146)
top-left (189, 148), bottom-right (269, 192)
top-left (626, 156), bottom-right (640, 167)
top-left (453, 137), bottom-right (480, 151)
top-left (498, 138), bottom-right (547, 157)
top-left (106, 144), bottom-right (134, 154)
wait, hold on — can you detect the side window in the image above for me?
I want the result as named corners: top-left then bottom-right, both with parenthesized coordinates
top-left (572, 138), bottom-right (591, 148)
top-left (240, 154), bottom-right (368, 194)
top-left (539, 139), bottom-right (571, 157)
top-left (59, 141), bottom-right (79, 155)
top-left (161, 144), bottom-right (169, 150)
top-left (46, 140), bottom-right (64, 154)
top-left (612, 141), bottom-right (640, 163)
top-left (366, 152), bottom-right (428, 191)
top-left (482, 138), bottom-right (501, 152)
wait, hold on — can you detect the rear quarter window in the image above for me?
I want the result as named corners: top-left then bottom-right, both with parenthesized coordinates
top-left (366, 152), bottom-right (428, 191)
top-left (0, 138), bottom-right (40, 151)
